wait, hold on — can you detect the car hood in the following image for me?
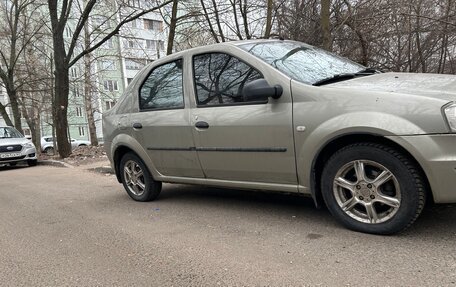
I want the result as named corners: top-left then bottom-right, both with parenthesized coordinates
top-left (0, 137), bottom-right (29, 146)
top-left (327, 72), bottom-right (456, 102)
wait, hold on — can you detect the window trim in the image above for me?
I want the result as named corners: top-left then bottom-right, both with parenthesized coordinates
top-left (191, 52), bottom-right (267, 108)
top-left (138, 57), bottom-right (185, 112)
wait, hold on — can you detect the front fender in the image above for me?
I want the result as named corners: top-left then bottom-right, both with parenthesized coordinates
top-left (295, 111), bottom-right (427, 191)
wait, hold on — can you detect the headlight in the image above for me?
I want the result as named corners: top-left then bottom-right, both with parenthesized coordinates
top-left (443, 103), bottom-right (456, 132)
top-left (22, 142), bottom-right (35, 148)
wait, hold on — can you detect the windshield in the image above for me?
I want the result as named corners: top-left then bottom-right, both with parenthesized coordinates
top-left (240, 41), bottom-right (364, 85)
top-left (0, 127), bottom-right (23, 139)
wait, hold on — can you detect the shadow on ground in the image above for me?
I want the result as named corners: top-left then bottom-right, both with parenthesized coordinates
top-left (101, 182), bottom-right (456, 238)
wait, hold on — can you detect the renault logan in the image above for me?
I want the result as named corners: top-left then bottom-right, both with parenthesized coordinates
top-left (103, 40), bottom-right (456, 234)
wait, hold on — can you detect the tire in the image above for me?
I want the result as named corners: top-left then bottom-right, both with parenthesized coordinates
top-left (9, 162), bottom-right (17, 166)
top-left (119, 152), bottom-right (161, 202)
top-left (27, 160), bottom-right (37, 167)
top-left (321, 143), bottom-right (426, 235)
top-left (44, 147), bottom-right (55, 155)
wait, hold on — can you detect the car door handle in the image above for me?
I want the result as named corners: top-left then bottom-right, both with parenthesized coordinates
top-left (195, 121), bottom-right (209, 129)
top-left (133, 123), bottom-right (143, 129)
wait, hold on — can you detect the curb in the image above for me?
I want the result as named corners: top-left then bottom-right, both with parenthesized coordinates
top-left (88, 166), bottom-right (114, 174)
top-left (37, 160), bottom-right (74, 168)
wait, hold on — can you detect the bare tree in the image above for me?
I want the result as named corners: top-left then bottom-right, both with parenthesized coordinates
top-left (321, 0), bottom-right (332, 50)
top-left (0, 0), bottom-right (44, 133)
top-left (47, 0), bottom-right (172, 158)
top-left (166, 0), bottom-right (179, 55)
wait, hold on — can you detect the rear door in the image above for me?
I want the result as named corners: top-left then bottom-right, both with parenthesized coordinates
top-left (129, 58), bottom-right (204, 178)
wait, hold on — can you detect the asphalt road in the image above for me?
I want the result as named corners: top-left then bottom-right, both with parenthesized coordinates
top-left (1, 163), bottom-right (456, 286)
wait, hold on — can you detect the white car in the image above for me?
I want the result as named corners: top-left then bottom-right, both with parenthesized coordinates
top-left (41, 136), bottom-right (91, 154)
top-left (0, 126), bottom-right (37, 166)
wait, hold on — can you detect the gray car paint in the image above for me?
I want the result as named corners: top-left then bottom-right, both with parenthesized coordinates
top-left (103, 40), bottom-right (456, 204)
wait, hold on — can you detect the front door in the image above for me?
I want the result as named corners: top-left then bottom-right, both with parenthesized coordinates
top-left (190, 52), bottom-right (297, 184)
top-left (130, 58), bottom-right (204, 178)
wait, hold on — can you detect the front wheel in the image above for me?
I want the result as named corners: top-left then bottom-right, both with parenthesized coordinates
top-left (119, 152), bottom-right (161, 202)
top-left (321, 143), bottom-right (426, 235)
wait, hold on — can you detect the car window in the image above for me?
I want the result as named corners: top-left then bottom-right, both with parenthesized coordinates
top-left (0, 127), bottom-right (23, 138)
top-left (193, 53), bottom-right (263, 106)
top-left (240, 41), bottom-right (364, 85)
top-left (139, 59), bottom-right (184, 110)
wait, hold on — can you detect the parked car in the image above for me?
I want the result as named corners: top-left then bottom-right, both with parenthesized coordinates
top-left (0, 126), bottom-right (37, 167)
top-left (41, 136), bottom-right (91, 154)
top-left (103, 39), bottom-right (456, 235)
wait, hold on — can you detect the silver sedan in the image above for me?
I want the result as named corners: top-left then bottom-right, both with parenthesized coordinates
top-left (103, 39), bottom-right (456, 235)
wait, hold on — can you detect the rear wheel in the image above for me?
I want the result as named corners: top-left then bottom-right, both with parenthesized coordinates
top-left (321, 143), bottom-right (426, 235)
top-left (44, 147), bottom-right (55, 155)
top-left (119, 152), bottom-right (161, 201)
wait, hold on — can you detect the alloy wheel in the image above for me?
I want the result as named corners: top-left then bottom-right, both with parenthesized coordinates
top-left (123, 160), bottom-right (146, 196)
top-left (333, 160), bottom-right (401, 224)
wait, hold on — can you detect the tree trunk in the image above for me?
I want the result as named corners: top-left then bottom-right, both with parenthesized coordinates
top-left (200, 0), bottom-right (219, 43)
top-left (166, 0), bottom-right (178, 55)
top-left (321, 0), bottom-right (332, 51)
top-left (239, 0), bottom-right (251, 39)
top-left (53, 55), bottom-right (72, 158)
top-left (211, 0), bottom-right (225, 42)
top-left (264, 0), bottom-right (273, 38)
top-left (0, 103), bottom-right (13, 126)
top-left (84, 20), bottom-right (98, 146)
top-left (5, 88), bottom-right (23, 134)
top-left (230, 0), bottom-right (243, 40)
top-left (24, 107), bottom-right (41, 155)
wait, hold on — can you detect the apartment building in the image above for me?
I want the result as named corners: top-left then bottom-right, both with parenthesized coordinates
top-left (0, 2), bottom-right (166, 143)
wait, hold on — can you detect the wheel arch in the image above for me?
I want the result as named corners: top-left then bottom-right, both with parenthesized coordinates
top-left (113, 145), bottom-right (136, 182)
top-left (310, 133), bottom-right (432, 207)
top-left (111, 137), bottom-right (159, 183)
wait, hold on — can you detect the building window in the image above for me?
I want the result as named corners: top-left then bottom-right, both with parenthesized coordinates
top-left (123, 38), bottom-right (142, 49)
top-left (102, 38), bottom-right (114, 49)
top-left (103, 80), bottom-right (118, 91)
top-left (70, 67), bottom-right (78, 78)
top-left (100, 60), bottom-right (116, 70)
top-left (146, 40), bottom-right (155, 50)
top-left (144, 19), bottom-right (162, 31)
top-left (76, 107), bottom-right (83, 117)
top-left (158, 40), bottom-right (164, 50)
top-left (127, 19), bottom-right (140, 28)
top-left (92, 16), bottom-right (111, 30)
top-left (73, 86), bottom-right (81, 97)
top-left (78, 126), bottom-right (85, 136)
top-left (65, 26), bottom-right (72, 38)
top-left (126, 0), bottom-right (141, 7)
top-left (125, 58), bottom-right (145, 70)
top-left (127, 78), bottom-right (133, 85)
top-left (105, 100), bottom-right (116, 110)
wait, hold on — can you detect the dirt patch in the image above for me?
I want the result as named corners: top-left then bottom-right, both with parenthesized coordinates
top-left (40, 145), bottom-right (108, 166)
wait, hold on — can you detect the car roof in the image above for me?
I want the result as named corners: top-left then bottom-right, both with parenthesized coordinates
top-left (152, 39), bottom-right (290, 65)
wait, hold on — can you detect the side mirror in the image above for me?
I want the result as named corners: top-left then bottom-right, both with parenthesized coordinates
top-left (242, 79), bottom-right (283, 102)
